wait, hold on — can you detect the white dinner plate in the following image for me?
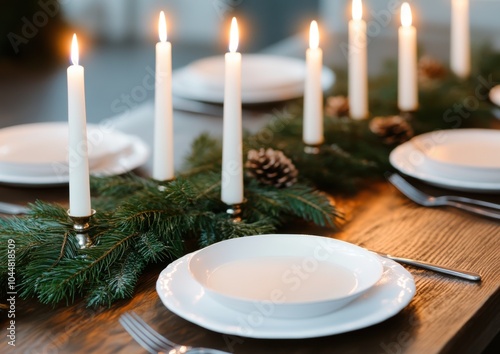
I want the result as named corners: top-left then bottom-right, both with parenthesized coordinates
top-left (490, 85), bottom-right (500, 107)
top-left (390, 138), bottom-right (500, 192)
top-left (172, 54), bottom-right (335, 104)
top-left (188, 235), bottom-right (383, 319)
top-left (0, 122), bottom-right (134, 176)
top-left (156, 252), bottom-right (415, 339)
top-left (0, 135), bottom-right (149, 186)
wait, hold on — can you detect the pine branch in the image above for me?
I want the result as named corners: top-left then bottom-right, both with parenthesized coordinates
top-left (181, 133), bottom-right (222, 175)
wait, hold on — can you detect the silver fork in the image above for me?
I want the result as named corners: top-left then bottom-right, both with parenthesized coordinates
top-left (388, 173), bottom-right (500, 220)
top-left (120, 312), bottom-right (232, 354)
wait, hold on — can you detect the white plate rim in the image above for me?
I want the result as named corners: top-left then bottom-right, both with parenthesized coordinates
top-left (0, 122), bottom-right (133, 167)
top-left (390, 138), bottom-right (500, 192)
top-left (410, 128), bottom-right (500, 170)
top-left (172, 54), bottom-right (335, 104)
top-left (156, 251), bottom-right (416, 339)
top-left (177, 54), bottom-right (308, 91)
top-left (0, 135), bottom-right (149, 186)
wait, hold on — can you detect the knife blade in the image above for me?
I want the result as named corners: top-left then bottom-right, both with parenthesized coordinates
top-left (0, 201), bottom-right (29, 215)
top-left (371, 250), bottom-right (481, 282)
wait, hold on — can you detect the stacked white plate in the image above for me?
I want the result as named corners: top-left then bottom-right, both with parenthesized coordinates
top-left (390, 129), bottom-right (500, 192)
top-left (0, 122), bottom-right (149, 186)
top-left (172, 54), bottom-right (335, 104)
top-left (156, 234), bottom-right (416, 339)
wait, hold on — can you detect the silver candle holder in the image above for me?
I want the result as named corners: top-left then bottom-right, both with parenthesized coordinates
top-left (304, 144), bottom-right (321, 155)
top-left (67, 209), bottom-right (96, 249)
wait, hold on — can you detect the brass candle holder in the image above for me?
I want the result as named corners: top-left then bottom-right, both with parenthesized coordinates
top-left (226, 201), bottom-right (245, 222)
top-left (67, 209), bottom-right (96, 249)
top-left (400, 110), bottom-right (416, 121)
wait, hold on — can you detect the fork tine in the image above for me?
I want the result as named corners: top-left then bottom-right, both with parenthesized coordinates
top-left (387, 173), bottom-right (430, 205)
top-left (121, 312), bottom-right (232, 354)
top-left (129, 312), bottom-right (178, 349)
top-left (122, 312), bottom-right (172, 353)
top-left (119, 313), bottom-right (158, 354)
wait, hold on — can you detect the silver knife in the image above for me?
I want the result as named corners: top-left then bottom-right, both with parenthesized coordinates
top-left (372, 250), bottom-right (481, 282)
top-left (0, 202), bottom-right (29, 215)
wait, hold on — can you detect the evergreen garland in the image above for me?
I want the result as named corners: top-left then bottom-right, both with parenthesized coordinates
top-left (0, 172), bottom-right (338, 307)
top-left (1, 47), bottom-right (499, 308)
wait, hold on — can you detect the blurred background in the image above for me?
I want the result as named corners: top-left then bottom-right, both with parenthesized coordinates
top-left (0, 0), bottom-right (321, 62)
top-left (2, 0), bottom-right (500, 62)
top-left (1, 0), bottom-right (500, 126)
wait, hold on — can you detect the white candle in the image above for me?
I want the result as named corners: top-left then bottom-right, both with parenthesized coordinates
top-left (348, 0), bottom-right (368, 120)
top-left (398, 2), bottom-right (418, 112)
top-left (451, 0), bottom-right (470, 79)
top-left (303, 20), bottom-right (324, 146)
top-left (221, 17), bottom-right (244, 205)
top-left (153, 11), bottom-right (174, 181)
top-left (67, 34), bottom-right (91, 217)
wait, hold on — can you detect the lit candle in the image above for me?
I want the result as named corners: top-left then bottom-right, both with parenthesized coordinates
top-left (451, 0), bottom-right (470, 79)
top-left (303, 20), bottom-right (324, 146)
top-left (348, 0), bottom-right (368, 120)
top-left (398, 2), bottom-right (418, 112)
top-left (221, 17), bottom-right (243, 205)
top-left (153, 11), bottom-right (174, 181)
top-left (67, 34), bottom-right (91, 217)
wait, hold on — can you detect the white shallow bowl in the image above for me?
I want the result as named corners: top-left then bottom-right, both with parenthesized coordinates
top-left (0, 122), bottom-right (133, 176)
top-left (188, 234), bottom-right (383, 319)
top-left (411, 129), bottom-right (500, 183)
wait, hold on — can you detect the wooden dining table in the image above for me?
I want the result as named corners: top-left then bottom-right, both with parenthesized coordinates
top-left (1, 178), bottom-right (499, 354)
top-left (1, 31), bottom-right (499, 354)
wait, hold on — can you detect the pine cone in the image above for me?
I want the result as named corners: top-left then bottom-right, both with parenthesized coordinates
top-left (369, 115), bottom-right (414, 145)
top-left (325, 95), bottom-right (349, 117)
top-left (418, 56), bottom-right (446, 83)
top-left (245, 148), bottom-right (298, 188)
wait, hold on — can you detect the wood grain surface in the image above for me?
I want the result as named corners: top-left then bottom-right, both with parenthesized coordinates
top-left (1, 181), bottom-right (499, 354)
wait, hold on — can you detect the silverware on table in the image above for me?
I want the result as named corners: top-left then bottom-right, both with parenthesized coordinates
top-left (120, 312), bottom-right (232, 354)
top-left (173, 96), bottom-right (224, 117)
top-left (388, 173), bottom-right (500, 220)
top-left (0, 201), bottom-right (29, 215)
top-left (371, 250), bottom-right (481, 282)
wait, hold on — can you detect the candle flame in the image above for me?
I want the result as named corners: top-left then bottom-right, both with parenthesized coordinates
top-left (401, 2), bottom-right (412, 27)
top-left (352, 0), bottom-right (363, 21)
top-left (71, 33), bottom-right (79, 66)
top-left (309, 21), bottom-right (319, 50)
top-left (229, 17), bottom-right (239, 53)
top-left (159, 11), bottom-right (167, 42)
